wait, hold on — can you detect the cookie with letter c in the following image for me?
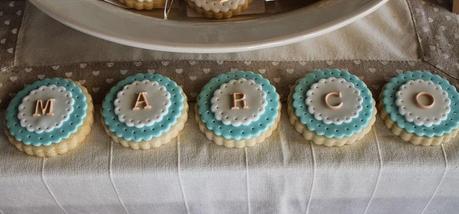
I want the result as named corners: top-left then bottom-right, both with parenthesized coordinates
top-left (288, 69), bottom-right (377, 147)
top-left (196, 71), bottom-right (281, 148)
top-left (102, 73), bottom-right (188, 150)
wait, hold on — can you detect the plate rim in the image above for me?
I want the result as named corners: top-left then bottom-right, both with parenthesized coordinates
top-left (29, 0), bottom-right (388, 53)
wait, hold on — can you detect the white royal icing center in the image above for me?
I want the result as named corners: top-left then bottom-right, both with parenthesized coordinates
top-left (190, 0), bottom-right (246, 13)
top-left (17, 85), bottom-right (74, 133)
top-left (114, 80), bottom-right (171, 128)
top-left (305, 77), bottom-right (363, 125)
top-left (211, 78), bottom-right (267, 127)
top-left (396, 79), bottom-right (450, 127)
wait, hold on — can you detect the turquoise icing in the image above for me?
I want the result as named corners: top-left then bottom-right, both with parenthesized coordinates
top-left (198, 71), bottom-right (280, 141)
top-left (292, 69), bottom-right (375, 138)
top-left (102, 73), bottom-right (185, 142)
top-left (382, 71), bottom-right (459, 137)
top-left (6, 78), bottom-right (88, 146)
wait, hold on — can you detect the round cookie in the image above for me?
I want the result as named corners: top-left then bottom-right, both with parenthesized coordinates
top-left (102, 73), bottom-right (188, 150)
top-left (187, 0), bottom-right (251, 19)
top-left (6, 78), bottom-right (94, 157)
top-left (196, 71), bottom-right (281, 148)
top-left (379, 71), bottom-right (459, 146)
top-left (288, 69), bottom-right (377, 147)
top-left (118, 0), bottom-right (166, 10)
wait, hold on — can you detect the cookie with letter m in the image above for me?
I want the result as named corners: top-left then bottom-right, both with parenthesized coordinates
top-left (6, 78), bottom-right (94, 157)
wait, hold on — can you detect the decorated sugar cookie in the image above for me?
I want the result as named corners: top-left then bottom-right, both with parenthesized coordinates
top-left (379, 71), bottom-right (459, 146)
top-left (118, 0), bottom-right (166, 10)
top-left (102, 73), bottom-right (188, 150)
top-left (6, 78), bottom-right (94, 157)
top-left (196, 71), bottom-right (280, 148)
top-left (288, 69), bottom-right (377, 147)
top-left (187, 0), bottom-right (251, 19)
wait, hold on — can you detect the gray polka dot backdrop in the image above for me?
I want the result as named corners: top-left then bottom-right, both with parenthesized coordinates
top-left (0, 0), bottom-right (457, 107)
top-left (408, 0), bottom-right (459, 78)
top-left (0, 60), bottom-right (456, 108)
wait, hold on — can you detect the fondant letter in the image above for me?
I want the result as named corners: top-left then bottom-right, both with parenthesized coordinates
top-left (324, 91), bottom-right (343, 110)
top-left (33, 99), bottom-right (55, 117)
top-left (133, 92), bottom-right (152, 111)
top-left (231, 92), bottom-right (248, 110)
top-left (415, 91), bottom-right (435, 109)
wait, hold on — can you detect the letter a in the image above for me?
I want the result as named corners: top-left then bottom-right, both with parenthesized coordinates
top-left (33, 99), bottom-right (55, 117)
top-left (133, 92), bottom-right (152, 111)
top-left (231, 92), bottom-right (249, 110)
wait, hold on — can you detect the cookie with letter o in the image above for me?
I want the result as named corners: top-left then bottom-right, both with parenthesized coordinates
top-left (379, 71), bottom-right (459, 146)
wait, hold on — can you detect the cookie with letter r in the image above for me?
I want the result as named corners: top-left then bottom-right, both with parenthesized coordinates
top-left (6, 78), bottom-right (94, 157)
top-left (196, 71), bottom-right (281, 148)
top-left (379, 71), bottom-right (459, 146)
top-left (102, 73), bottom-right (188, 150)
top-left (288, 69), bottom-right (377, 147)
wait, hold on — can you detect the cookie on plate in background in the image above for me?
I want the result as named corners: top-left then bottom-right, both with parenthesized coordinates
top-left (187, 0), bottom-right (252, 19)
top-left (102, 73), bottom-right (188, 150)
top-left (379, 71), bottom-right (459, 146)
top-left (119, 0), bottom-right (166, 10)
top-left (288, 69), bottom-right (377, 147)
top-left (6, 78), bottom-right (94, 157)
top-left (196, 71), bottom-right (281, 148)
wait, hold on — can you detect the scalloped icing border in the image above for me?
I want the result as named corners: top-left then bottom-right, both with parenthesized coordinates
top-left (292, 69), bottom-right (375, 138)
top-left (104, 95), bottom-right (188, 149)
top-left (305, 77), bottom-right (363, 125)
top-left (289, 87), bottom-right (377, 147)
top-left (378, 101), bottom-right (459, 146)
top-left (197, 71), bottom-right (280, 141)
top-left (382, 71), bottom-right (459, 137)
top-left (210, 78), bottom-right (267, 127)
top-left (6, 78), bottom-right (88, 146)
top-left (102, 73), bottom-right (185, 142)
top-left (6, 83), bottom-right (94, 157)
top-left (195, 104), bottom-right (281, 148)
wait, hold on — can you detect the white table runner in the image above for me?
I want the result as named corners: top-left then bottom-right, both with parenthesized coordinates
top-left (1, 106), bottom-right (458, 214)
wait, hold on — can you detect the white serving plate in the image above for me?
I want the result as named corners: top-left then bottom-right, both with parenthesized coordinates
top-left (29, 0), bottom-right (387, 53)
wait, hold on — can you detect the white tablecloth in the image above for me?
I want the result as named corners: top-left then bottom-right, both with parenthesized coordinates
top-left (1, 106), bottom-right (458, 214)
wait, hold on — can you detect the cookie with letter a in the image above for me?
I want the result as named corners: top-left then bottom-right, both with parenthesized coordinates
top-left (196, 71), bottom-right (281, 148)
top-left (102, 73), bottom-right (188, 150)
top-left (6, 78), bottom-right (94, 157)
top-left (288, 69), bottom-right (377, 147)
